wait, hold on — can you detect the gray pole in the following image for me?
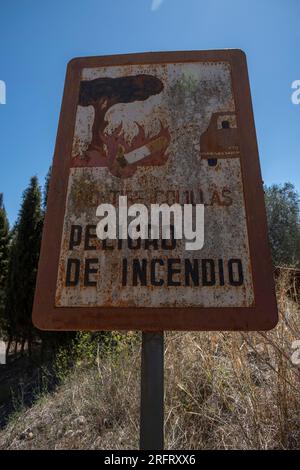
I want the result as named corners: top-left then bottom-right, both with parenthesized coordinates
top-left (140, 331), bottom-right (164, 450)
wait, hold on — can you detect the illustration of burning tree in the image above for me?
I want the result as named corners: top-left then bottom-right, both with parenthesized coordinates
top-left (72, 74), bottom-right (171, 178)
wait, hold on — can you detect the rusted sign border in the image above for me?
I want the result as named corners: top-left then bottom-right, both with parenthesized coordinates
top-left (32, 50), bottom-right (278, 331)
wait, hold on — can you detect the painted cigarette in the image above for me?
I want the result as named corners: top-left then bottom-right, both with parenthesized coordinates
top-left (123, 135), bottom-right (168, 165)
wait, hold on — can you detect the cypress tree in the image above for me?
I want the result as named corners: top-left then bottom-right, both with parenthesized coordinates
top-left (0, 194), bottom-right (10, 337)
top-left (39, 166), bottom-right (76, 356)
top-left (4, 227), bottom-right (18, 353)
top-left (5, 177), bottom-right (43, 355)
top-left (43, 166), bottom-right (51, 214)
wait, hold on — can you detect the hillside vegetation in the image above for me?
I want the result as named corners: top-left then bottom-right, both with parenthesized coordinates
top-left (0, 271), bottom-right (299, 450)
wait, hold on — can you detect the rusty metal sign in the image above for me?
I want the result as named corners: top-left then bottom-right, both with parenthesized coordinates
top-left (32, 50), bottom-right (278, 331)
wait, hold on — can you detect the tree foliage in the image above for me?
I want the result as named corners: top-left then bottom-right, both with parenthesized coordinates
top-left (43, 166), bottom-right (51, 214)
top-left (0, 194), bottom-right (10, 335)
top-left (4, 177), bottom-right (43, 350)
top-left (265, 183), bottom-right (300, 267)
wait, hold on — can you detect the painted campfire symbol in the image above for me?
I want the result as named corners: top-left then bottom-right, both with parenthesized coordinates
top-left (72, 74), bottom-right (171, 178)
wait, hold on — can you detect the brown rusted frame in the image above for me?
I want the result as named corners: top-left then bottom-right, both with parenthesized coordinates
top-left (32, 50), bottom-right (278, 331)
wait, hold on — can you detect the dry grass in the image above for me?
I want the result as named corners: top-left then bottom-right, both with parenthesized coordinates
top-left (0, 272), bottom-right (299, 450)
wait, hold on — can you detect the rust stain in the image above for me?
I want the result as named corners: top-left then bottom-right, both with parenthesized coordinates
top-left (32, 51), bottom-right (278, 332)
top-left (55, 60), bottom-right (255, 309)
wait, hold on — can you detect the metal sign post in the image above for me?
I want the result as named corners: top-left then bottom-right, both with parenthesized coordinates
top-left (140, 332), bottom-right (164, 450)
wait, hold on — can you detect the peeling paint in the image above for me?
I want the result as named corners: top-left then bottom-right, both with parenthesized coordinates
top-left (55, 60), bottom-right (254, 308)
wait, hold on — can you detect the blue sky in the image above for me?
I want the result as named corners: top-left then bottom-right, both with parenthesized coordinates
top-left (0, 0), bottom-right (299, 224)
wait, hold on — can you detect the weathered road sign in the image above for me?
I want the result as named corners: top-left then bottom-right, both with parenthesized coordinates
top-left (32, 50), bottom-right (278, 331)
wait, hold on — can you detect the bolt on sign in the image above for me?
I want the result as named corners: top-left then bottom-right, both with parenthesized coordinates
top-left (33, 50), bottom-right (278, 331)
